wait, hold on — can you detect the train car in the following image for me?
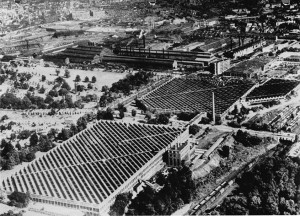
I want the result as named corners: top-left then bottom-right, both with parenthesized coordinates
top-left (215, 185), bottom-right (222, 191)
top-left (210, 190), bottom-right (217, 196)
top-left (248, 162), bottom-right (254, 169)
top-left (193, 204), bottom-right (200, 210)
top-left (200, 200), bottom-right (206, 206)
top-left (205, 196), bottom-right (211, 202)
top-left (220, 188), bottom-right (225, 194)
top-left (221, 182), bottom-right (227, 187)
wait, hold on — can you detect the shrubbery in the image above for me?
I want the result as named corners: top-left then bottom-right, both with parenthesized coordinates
top-left (177, 112), bottom-right (199, 121)
top-left (148, 113), bottom-right (170, 125)
top-left (97, 108), bottom-right (114, 121)
top-left (8, 191), bottom-right (30, 208)
top-left (109, 193), bottom-right (132, 216)
top-left (189, 124), bottom-right (201, 135)
top-left (126, 166), bottom-right (195, 215)
top-left (100, 71), bottom-right (154, 107)
top-left (216, 152), bottom-right (300, 215)
top-left (234, 130), bottom-right (262, 147)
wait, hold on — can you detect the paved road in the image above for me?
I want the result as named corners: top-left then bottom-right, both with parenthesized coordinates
top-left (196, 124), bottom-right (297, 141)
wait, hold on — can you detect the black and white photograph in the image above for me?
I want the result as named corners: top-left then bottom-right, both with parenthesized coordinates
top-left (0, 0), bottom-right (300, 215)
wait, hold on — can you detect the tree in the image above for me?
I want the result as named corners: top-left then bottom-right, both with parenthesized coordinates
top-left (74, 100), bottom-right (83, 108)
top-left (2, 158), bottom-right (14, 170)
top-left (1, 138), bottom-right (9, 148)
top-left (145, 111), bottom-right (152, 120)
top-left (75, 75), bottom-right (81, 82)
top-left (234, 130), bottom-right (262, 147)
top-left (70, 124), bottom-right (78, 136)
top-left (127, 166), bottom-right (195, 215)
top-left (177, 112), bottom-right (198, 121)
top-left (55, 69), bottom-right (60, 76)
top-left (64, 69), bottom-right (70, 78)
top-left (189, 124), bottom-right (200, 135)
top-left (65, 95), bottom-right (74, 108)
top-left (76, 85), bottom-right (85, 92)
top-left (201, 116), bottom-right (211, 124)
top-left (28, 86), bottom-right (35, 92)
top-left (109, 193), bottom-right (132, 216)
top-left (156, 172), bottom-right (166, 186)
top-left (48, 90), bottom-right (58, 97)
top-left (132, 109), bottom-right (137, 117)
top-left (29, 133), bottom-right (38, 147)
top-left (10, 133), bottom-right (16, 140)
top-left (220, 195), bottom-right (249, 215)
top-left (1, 141), bottom-right (14, 158)
top-left (41, 75), bottom-right (46, 82)
top-left (156, 113), bottom-right (170, 125)
top-left (0, 115), bottom-right (9, 122)
top-left (57, 128), bottom-right (71, 141)
top-left (55, 76), bottom-right (64, 85)
top-left (97, 109), bottom-right (114, 120)
top-left (92, 76), bottom-right (97, 83)
top-left (15, 142), bottom-right (22, 151)
top-left (58, 88), bottom-right (69, 97)
top-left (87, 83), bottom-right (93, 89)
top-left (8, 191), bottom-right (31, 208)
top-left (77, 116), bottom-right (87, 131)
top-left (102, 85), bottom-right (109, 92)
top-left (39, 135), bottom-right (53, 152)
top-left (119, 110), bottom-right (125, 119)
top-left (21, 96), bottom-right (32, 109)
top-left (44, 95), bottom-right (54, 104)
top-left (118, 103), bottom-right (127, 112)
top-left (47, 128), bottom-right (57, 140)
top-left (25, 152), bottom-right (35, 162)
top-left (84, 76), bottom-right (90, 82)
top-left (61, 81), bottom-right (71, 91)
top-left (38, 86), bottom-right (46, 94)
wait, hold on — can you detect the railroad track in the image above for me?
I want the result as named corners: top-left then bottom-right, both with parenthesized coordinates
top-left (190, 142), bottom-right (291, 215)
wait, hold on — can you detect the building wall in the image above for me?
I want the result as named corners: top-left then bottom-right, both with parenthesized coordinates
top-left (247, 95), bottom-right (285, 105)
top-left (213, 59), bottom-right (231, 75)
top-left (233, 41), bottom-right (266, 59)
top-left (99, 128), bottom-right (189, 215)
top-left (167, 140), bottom-right (195, 167)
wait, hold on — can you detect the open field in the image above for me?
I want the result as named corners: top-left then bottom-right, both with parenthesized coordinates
top-left (17, 65), bottom-right (128, 91)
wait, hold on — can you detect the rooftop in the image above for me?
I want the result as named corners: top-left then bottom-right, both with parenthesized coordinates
top-left (1, 121), bottom-right (185, 206)
top-left (224, 56), bottom-right (273, 75)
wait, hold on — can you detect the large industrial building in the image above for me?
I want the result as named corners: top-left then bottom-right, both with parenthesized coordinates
top-left (246, 78), bottom-right (300, 104)
top-left (138, 78), bottom-right (254, 117)
top-left (0, 121), bottom-right (189, 216)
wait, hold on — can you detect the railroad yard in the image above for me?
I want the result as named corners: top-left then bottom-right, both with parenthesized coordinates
top-left (0, 0), bottom-right (300, 216)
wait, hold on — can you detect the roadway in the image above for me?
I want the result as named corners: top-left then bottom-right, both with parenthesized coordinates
top-left (196, 124), bottom-right (297, 142)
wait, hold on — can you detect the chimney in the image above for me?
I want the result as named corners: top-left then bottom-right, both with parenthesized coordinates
top-left (142, 35), bottom-right (146, 48)
top-left (212, 92), bottom-right (216, 124)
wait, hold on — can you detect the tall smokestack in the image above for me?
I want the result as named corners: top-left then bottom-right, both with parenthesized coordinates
top-left (212, 92), bottom-right (216, 124)
top-left (143, 35), bottom-right (146, 48)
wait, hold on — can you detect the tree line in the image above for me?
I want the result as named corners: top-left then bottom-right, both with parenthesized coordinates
top-left (99, 71), bottom-right (154, 107)
top-left (109, 166), bottom-right (196, 216)
top-left (215, 150), bottom-right (300, 215)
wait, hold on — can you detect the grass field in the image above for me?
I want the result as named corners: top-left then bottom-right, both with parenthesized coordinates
top-left (17, 65), bottom-right (128, 90)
